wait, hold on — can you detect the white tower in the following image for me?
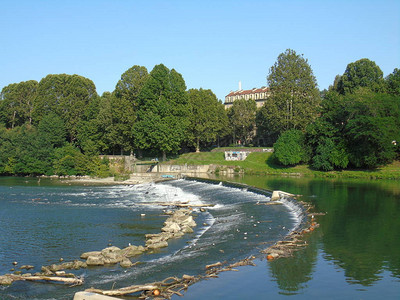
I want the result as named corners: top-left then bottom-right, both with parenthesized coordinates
top-left (238, 81), bottom-right (242, 91)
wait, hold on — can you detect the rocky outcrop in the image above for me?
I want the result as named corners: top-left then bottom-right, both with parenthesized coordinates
top-left (145, 208), bottom-right (197, 249)
top-left (82, 245), bottom-right (145, 267)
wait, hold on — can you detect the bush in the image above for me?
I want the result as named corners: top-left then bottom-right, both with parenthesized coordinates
top-left (312, 138), bottom-right (349, 171)
top-left (273, 130), bottom-right (309, 166)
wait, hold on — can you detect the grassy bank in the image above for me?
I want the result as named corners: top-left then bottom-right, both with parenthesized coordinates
top-left (164, 151), bottom-right (400, 180)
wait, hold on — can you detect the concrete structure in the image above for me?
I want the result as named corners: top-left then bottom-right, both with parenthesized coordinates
top-left (224, 151), bottom-right (250, 161)
top-left (224, 83), bottom-right (270, 109)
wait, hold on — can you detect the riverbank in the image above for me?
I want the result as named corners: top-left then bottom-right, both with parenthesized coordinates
top-left (164, 152), bottom-right (400, 180)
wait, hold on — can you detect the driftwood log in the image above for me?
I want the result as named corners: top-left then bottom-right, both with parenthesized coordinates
top-left (6, 274), bottom-right (83, 286)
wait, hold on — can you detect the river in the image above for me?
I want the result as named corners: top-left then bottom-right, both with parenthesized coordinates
top-left (0, 175), bottom-right (399, 299)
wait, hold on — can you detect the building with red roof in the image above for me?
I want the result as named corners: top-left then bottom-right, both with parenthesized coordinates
top-left (224, 83), bottom-right (270, 109)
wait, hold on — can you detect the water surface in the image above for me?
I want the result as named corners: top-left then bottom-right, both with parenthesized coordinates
top-left (0, 177), bottom-right (300, 299)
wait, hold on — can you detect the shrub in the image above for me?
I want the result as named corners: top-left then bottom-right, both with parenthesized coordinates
top-left (273, 129), bottom-right (309, 166)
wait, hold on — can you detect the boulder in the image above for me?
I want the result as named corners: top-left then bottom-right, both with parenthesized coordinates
top-left (40, 266), bottom-right (54, 276)
top-left (72, 260), bottom-right (87, 269)
top-left (81, 251), bottom-right (101, 259)
top-left (0, 275), bottom-right (13, 285)
top-left (146, 241), bottom-right (168, 249)
top-left (181, 225), bottom-right (194, 233)
top-left (119, 258), bottom-right (133, 268)
top-left (86, 256), bottom-right (105, 266)
top-left (122, 245), bottom-right (144, 257)
top-left (20, 265), bottom-right (34, 270)
top-left (162, 222), bottom-right (181, 233)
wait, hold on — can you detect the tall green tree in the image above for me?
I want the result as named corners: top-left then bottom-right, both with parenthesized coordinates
top-left (259, 49), bottom-right (320, 139)
top-left (308, 88), bottom-right (400, 170)
top-left (0, 80), bottom-right (38, 128)
top-left (187, 88), bottom-right (228, 152)
top-left (386, 68), bottom-right (400, 95)
top-left (34, 74), bottom-right (98, 142)
top-left (337, 58), bottom-right (386, 94)
top-left (133, 64), bottom-right (189, 160)
top-left (227, 98), bottom-right (257, 145)
top-left (114, 65), bottom-right (149, 105)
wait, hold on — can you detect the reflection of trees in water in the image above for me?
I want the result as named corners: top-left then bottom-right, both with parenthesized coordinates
top-left (217, 175), bottom-right (400, 287)
top-left (315, 180), bottom-right (400, 285)
top-left (268, 232), bottom-right (319, 294)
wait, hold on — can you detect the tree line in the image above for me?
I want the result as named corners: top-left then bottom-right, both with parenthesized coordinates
top-left (0, 50), bottom-right (399, 176)
top-left (269, 53), bottom-right (400, 170)
top-left (0, 64), bottom-right (230, 176)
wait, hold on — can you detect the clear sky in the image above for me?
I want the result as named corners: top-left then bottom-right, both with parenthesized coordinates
top-left (1, 0), bottom-right (399, 101)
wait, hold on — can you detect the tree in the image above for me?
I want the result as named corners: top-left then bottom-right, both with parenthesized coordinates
top-left (34, 74), bottom-right (98, 142)
top-left (114, 65), bottom-right (149, 105)
top-left (133, 64), bottom-right (190, 160)
top-left (386, 68), bottom-right (400, 95)
top-left (37, 112), bottom-right (66, 148)
top-left (0, 80), bottom-right (38, 128)
top-left (273, 129), bottom-right (309, 166)
top-left (311, 137), bottom-right (349, 171)
top-left (259, 49), bottom-right (320, 138)
top-left (227, 98), bottom-right (257, 145)
top-left (337, 58), bottom-right (386, 94)
top-left (308, 89), bottom-right (400, 170)
top-left (187, 88), bottom-right (227, 152)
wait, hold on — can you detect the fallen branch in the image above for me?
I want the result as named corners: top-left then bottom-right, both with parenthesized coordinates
top-left (9, 275), bottom-right (83, 286)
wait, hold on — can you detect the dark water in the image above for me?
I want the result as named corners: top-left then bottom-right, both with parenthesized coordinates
top-left (0, 177), bottom-right (301, 299)
top-left (179, 175), bottom-right (400, 300)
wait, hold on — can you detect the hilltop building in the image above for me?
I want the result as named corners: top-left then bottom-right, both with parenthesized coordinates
top-left (224, 82), bottom-right (270, 109)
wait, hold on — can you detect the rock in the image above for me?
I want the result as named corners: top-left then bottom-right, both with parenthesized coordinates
top-left (86, 256), bottom-right (105, 266)
top-left (72, 260), bottom-right (87, 269)
top-left (122, 245), bottom-right (144, 257)
top-left (41, 266), bottom-right (54, 276)
top-left (181, 225), bottom-right (194, 233)
top-left (101, 247), bottom-right (123, 261)
top-left (146, 241), bottom-right (168, 249)
top-left (162, 222), bottom-right (181, 233)
top-left (120, 258), bottom-right (133, 268)
top-left (81, 251), bottom-right (102, 259)
top-left (22, 273), bottom-right (32, 277)
top-left (0, 275), bottom-right (13, 285)
top-left (20, 265), bottom-right (34, 270)
top-left (13, 271), bottom-right (22, 275)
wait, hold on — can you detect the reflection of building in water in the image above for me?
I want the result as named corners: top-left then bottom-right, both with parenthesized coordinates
top-left (224, 81), bottom-right (270, 109)
top-left (224, 151), bottom-right (250, 161)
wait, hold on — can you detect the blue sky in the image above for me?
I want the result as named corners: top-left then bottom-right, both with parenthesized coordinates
top-left (1, 0), bottom-right (399, 101)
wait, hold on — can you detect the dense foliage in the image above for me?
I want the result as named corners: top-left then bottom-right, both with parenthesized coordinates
top-left (257, 49), bottom-right (320, 136)
top-left (0, 53), bottom-right (399, 176)
top-left (227, 98), bottom-right (257, 146)
top-left (273, 129), bottom-right (309, 166)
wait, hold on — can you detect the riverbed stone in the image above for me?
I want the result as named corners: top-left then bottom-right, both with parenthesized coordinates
top-left (162, 222), bottom-right (181, 233)
top-left (122, 245), bottom-right (144, 257)
top-left (86, 256), bottom-right (105, 266)
top-left (146, 241), bottom-right (168, 249)
top-left (181, 225), bottom-right (194, 233)
top-left (119, 258), bottom-right (133, 268)
top-left (20, 265), bottom-right (34, 270)
top-left (0, 275), bottom-right (13, 285)
top-left (81, 251), bottom-right (102, 259)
